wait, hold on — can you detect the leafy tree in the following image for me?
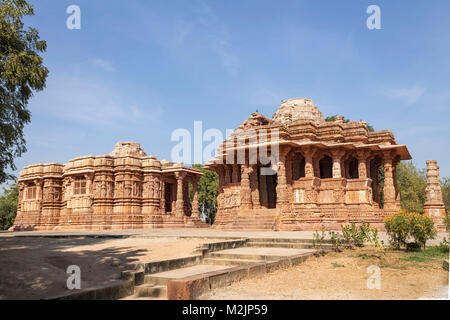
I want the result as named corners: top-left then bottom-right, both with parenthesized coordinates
top-left (0, 183), bottom-right (18, 230)
top-left (441, 177), bottom-right (449, 212)
top-left (396, 161), bottom-right (427, 213)
top-left (378, 165), bottom-right (384, 208)
top-left (0, 0), bottom-right (49, 183)
top-left (325, 115), bottom-right (350, 123)
top-left (192, 164), bottom-right (218, 224)
top-left (325, 115), bottom-right (374, 132)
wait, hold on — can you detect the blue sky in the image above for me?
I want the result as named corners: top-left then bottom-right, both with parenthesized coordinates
top-left (9, 0), bottom-right (450, 180)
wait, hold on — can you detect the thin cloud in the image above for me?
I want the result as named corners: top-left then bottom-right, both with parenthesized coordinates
top-left (93, 59), bottom-right (117, 72)
top-left (30, 75), bottom-right (164, 128)
top-left (387, 85), bottom-right (426, 105)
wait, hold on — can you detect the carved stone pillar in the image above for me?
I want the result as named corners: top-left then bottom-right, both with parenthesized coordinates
top-left (232, 164), bottom-right (239, 183)
top-left (160, 178), bottom-right (165, 213)
top-left (216, 167), bottom-right (224, 211)
top-left (174, 171), bottom-right (186, 217)
top-left (191, 177), bottom-right (199, 219)
top-left (356, 151), bottom-right (368, 179)
top-left (424, 160), bottom-right (446, 230)
top-left (276, 148), bottom-right (290, 205)
top-left (250, 164), bottom-right (260, 208)
top-left (240, 164), bottom-right (252, 209)
top-left (34, 179), bottom-right (43, 212)
top-left (224, 165), bottom-right (232, 184)
top-left (331, 150), bottom-right (345, 178)
top-left (304, 147), bottom-right (316, 178)
top-left (84, 173), bottom-right (94, 195)
top-left (382, 152), bottom-right (399, 210)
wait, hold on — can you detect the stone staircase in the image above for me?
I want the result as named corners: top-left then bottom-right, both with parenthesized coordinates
top-left (245, 237), bottom-right (334, 250)
top-left (224, 209), bottom-right (278, 230)
top-left (120, 237), bottom-right (331, 300)
top-left (47, 236), bottom-right (333, 301)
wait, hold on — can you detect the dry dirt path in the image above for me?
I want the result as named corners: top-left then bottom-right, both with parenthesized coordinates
top-left (200, 247), bottom-right (449, 300)
top-left (0, 236), bottom-right (207, 300)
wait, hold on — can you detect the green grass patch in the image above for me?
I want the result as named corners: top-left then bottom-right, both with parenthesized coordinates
top-left (332, 262), bottom-right (345, 268)
top-left (354, 253), bottom-right (382, 260)
top-left (400, 246), bottom-right (449, 263)
top-left (379, 264), bottom-right (408, 270)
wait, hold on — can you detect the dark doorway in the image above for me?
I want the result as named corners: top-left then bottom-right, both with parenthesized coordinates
top-left (266, 173), bottom-right (277, 208)
top-left (164, 182), bottom-right (173, 213)
top-left (292, 153), bottom-right (305, 180)
top-left (259, 167), bottom-right (277, 209)
top-left (319, 156), bottom-right (333, 179)
top-left (348, 157), bottom-right (359, 179)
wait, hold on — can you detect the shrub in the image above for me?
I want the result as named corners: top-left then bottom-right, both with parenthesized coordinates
top-left (312, 227), bottom-right (326, 250)
top-left (340, 222), bottom-right (376, 248)
top-left (384, 211), bottom-right (411, 249)
top-left (408, 213), bottom-right (437, 249)
top-left (384, 210), bottom-right (437, 250)
top-left (328, 231), bottom-right (343, 252)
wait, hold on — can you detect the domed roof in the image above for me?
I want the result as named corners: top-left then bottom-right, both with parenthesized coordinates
top-left (272, 98), bottom-right (324, 124)
top-left (110, 142), bottom-right (147, 157)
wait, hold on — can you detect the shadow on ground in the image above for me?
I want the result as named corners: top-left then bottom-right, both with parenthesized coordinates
top-left (0, 236), bottom-right (147, 300)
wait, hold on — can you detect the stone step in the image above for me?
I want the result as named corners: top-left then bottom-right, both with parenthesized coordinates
top-left (135, 284), bottom-right (167, 298)
top-left (120, 295), bottom-right (166, 300)
top-left (144, 275), bottom-right (171, 286)
top-left (247, 238), bottom-right (333, 244)
top-left (224, 226), bottom-right (275, 231)
top-left (246, 241), bottom-right (332, 249)
top-left (235, 218), bottom-right (276, 221)
top-left (145, 264), bottom-right (233, 286)
top-left (203, 257), bottom-right (262, 266)
top-left (208, 247), bottom-right (316, 262)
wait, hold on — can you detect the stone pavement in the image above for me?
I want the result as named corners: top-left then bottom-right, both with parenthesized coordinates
top-left (0, 228), bottom-right (448, 245)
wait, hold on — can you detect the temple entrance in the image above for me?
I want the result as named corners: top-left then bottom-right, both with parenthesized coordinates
top-left (266, 173), bottom-right (277, 209)
top-left (258, 166), bottom-right (277, 209)
top-left (347, 157), bottom-right (359, 179)
top-left (319, 156), bottom-right (333, 179)
top-left (164, 182), bottom-right (173, 213)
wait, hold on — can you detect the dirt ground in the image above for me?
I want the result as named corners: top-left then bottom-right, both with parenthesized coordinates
top-left (0, 236), bottom-right (207, 300)
top-left (200, 247), bottom-right (449, 300)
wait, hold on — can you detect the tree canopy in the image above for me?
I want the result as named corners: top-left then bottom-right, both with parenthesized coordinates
top-left (0, 0), bottom-right (48, 183)
top-left (441, 177), bottom-right (450, 212)
top-left (396, 161), bottom-right (427, 213)
top-left (192, 164), bottom-right (218, 224)
top-left (325, 115), bottom-right (375, 132)
top-left (0, 183), bottom-right (18, 230)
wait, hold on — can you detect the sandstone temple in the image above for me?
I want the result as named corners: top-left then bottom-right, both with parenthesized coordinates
top-left (11, 142), bottom-right (204, 231)
top-left (11, 98), bottom-right (447, 232)
top-left (206, 98), bottom-right (416, 230)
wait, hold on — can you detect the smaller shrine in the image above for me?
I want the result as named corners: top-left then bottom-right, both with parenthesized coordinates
top-left (11, 142), bottom-right (204, 231)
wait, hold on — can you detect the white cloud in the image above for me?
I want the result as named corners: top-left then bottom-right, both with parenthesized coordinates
top-left (30, 75), bottom-right (164, 128)
top-left (387, 85), bottom-right (426, 105)
top-left (93, 59), bottom-right (116, 72)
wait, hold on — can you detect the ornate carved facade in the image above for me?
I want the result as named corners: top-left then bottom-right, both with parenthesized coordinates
top-left (206, 98), bottom-right (413, 230)
top-left (11, 142), bottom-right (203, 231)
top-left (424, 160), bottom-right (446, 230)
